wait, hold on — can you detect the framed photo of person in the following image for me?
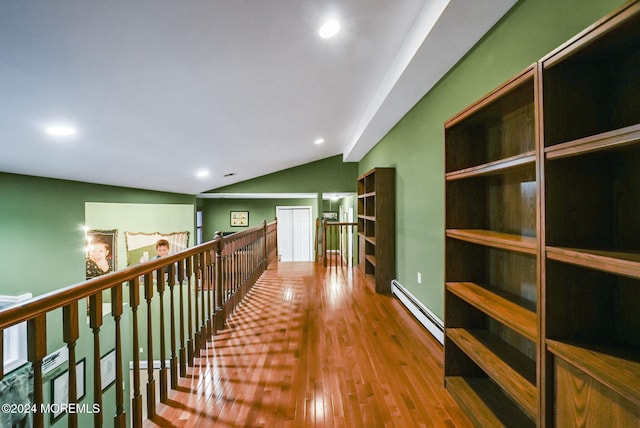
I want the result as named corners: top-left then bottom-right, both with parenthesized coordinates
top-left (85, 229), bottom-right (117, 279)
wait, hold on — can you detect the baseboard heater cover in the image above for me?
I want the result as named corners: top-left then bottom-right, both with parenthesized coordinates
top-left (391, 279), bottom-right (444, 345)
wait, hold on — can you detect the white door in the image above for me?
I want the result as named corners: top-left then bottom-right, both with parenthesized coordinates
top-left (276, 206), bottom-right (312, 262)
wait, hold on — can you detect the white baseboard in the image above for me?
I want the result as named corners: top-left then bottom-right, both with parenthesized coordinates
top-left (391, 280), bottom-right (444, 345)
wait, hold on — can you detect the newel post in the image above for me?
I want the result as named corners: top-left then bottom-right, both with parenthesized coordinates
top-left (263, 220), bottom-right (268, 268)
top-left (213, 231), bottom-right (225, 332)
top-left (322, 219), bottom-right (327, 267)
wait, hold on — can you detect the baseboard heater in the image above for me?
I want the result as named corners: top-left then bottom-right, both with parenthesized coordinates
top-left (391, 279), bottom-right (444, 345)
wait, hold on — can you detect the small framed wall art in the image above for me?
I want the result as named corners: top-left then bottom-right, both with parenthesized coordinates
top-left (230, 211), bottom-right (249, 227)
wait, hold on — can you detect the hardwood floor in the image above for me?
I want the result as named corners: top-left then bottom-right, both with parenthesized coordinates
top-left (145, 262), bottom-right (472, 428)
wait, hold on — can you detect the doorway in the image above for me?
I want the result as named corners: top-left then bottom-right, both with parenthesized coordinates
top-left (276, 206), bottom-right (313, 262)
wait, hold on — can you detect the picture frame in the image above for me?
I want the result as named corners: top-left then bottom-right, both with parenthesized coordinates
top-left (322, 211), bottom-right (339, 221)
top-left (50, 358), bottom-right (86, 423)
top-left (230, 211), bottom-right (249, 227)
top-left (100, 349), bottom-right (116, 391)
top-left (85, 229), bottom-right (117, 279)
top-left (124, 231), bottom-right (190, 266)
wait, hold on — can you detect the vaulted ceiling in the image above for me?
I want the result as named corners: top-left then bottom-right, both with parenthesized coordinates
top-left (0, 0), bottom-right (516, 194)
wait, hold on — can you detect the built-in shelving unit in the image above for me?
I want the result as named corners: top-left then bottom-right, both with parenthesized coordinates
top-left (357, 168), bottom-right (395, 293)
top-left (445, 2), bottom-right (640, 426)
top-left (444, 64), bottom-right (538, 426)
top-left (541, 2), bottom-right (640, 426)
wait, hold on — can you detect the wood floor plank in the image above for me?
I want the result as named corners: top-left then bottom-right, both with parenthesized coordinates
top-left (145, 262), bottom-right (472, 428)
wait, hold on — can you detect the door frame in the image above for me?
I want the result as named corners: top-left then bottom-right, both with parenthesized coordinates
top-left (275, 205), bottom-right (314, 262)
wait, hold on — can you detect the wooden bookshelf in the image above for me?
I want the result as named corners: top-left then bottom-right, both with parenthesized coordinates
top-left (357, 168), bottom-right (395, 293)
top-left (448, 328), bottom-right (537, 418)
top-left (445, 64), bottom-right (539, 426)
top-left (540, 2), bottom-right (640, 425)
top-left (446, 282), bottom-right (536, 342)
top-left (445, 4), bottom-right (640, 425)
top-left (446, 377), bottom-right (535, 428)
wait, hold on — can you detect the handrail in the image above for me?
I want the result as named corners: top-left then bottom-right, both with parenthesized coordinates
top-left (0, 220), bottom-right (276, 331)
top-left (0, 218), bottom-right (277, 428)
top-left (322, 220), bottom-right (357, 268)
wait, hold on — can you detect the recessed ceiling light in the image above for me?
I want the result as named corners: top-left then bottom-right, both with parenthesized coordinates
top-left (46, 125), bottom-right (77, 136)
top-left (196, 169), bottom-right (210, 178)
top-left (315, 138), bottom-right (325, 145)
top-left (319, 20), bottom-right (340, 39)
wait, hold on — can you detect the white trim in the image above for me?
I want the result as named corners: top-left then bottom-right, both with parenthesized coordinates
top-left (391, 280), bottom-right (444, 344)
top-left (276, 205), bottom-right (314, 262)
top-left (0, 293), bottom-right (32, 374)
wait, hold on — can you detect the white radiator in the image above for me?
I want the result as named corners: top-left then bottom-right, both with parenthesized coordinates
top-left (391, 280), bottom-right (444, 344)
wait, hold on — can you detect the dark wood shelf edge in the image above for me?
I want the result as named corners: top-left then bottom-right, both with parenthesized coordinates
top-left (447, 229), bottom-right (537, 255)
top-left (445, 377), bottom-right (535, 428)
top-left (446, 151), bottom-right (536, 181)
top-left (358, 215), bottom-right (376, 221)
top-left (447, 328), bottom-right (537, 419)
top-left (545, 123), bottom-right (640, 160)
top-left (358, 192), bottom-right (376, 198)
top-left (444, 65), bottom-right (536, 128)
top-left (446, 282), bottom-right (537, 342)
top-left (546, 246), bottom-right (640, 279)
top-left (546, 339), bottom-right (640, 408)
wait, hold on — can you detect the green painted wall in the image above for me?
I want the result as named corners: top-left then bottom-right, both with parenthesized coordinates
top-left (0, 172), bottom-right (194, 427)
top-left (1, 172), bottom-right (195, 297)
top-left (207, 155), bottom-right (358, 194)
top-left (358, 0), bottom-right (625, 320)
top-left (202, 155), bottom-right (358, 256)
top-left (201, 197), bottom-right (317, 239)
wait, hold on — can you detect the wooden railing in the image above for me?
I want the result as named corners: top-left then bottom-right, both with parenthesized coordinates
top-left (322, 220), bottom-right (357, 268)
top-left (0, 219), bottom-right (277, 428)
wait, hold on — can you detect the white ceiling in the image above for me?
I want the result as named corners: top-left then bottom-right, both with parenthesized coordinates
top-left (0, 0), bottom-right (516, 195)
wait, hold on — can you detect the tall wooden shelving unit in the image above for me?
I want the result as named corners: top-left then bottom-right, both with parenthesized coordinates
top-left (444, 65), bottom-right (539, 428)
top-left (540, 2), bottom-right (640, 426)
top-left (444, 1), bottom-right (640, 426)
top-left (357, 168), bottom-right (395, 294)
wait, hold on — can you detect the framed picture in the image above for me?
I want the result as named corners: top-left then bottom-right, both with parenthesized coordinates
top-left (230, 211), bottom-right (249, 227)
top-left (0, 293), bottom-right (32, 375)
top-left (124, 231), bottom-right (190, 266)
top-left (322, 211), bottom-right (339, 221)
top-left (100, 349), bottom-right (117, 391)
top-left (85, 229), bottom-right (117, 279)
top-left (50, 358), bottom-right (86, 423)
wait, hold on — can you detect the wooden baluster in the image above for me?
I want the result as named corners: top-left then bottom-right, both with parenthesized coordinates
top-left (186, 256), bottom-right (194, 364)
top-left (167, 263), bottom-right (178, 389)
top-left (89, 293), bottom-right (103, 428)
top-left (198, 251), bottom-right (207, 349)
top-left (156, 267), bottom-right (168, 403)
top-left (335, 225), bottom-right (339, 267)
top-left (205, 250), bottom-right (212, 340)
top-left (322, 220), bottom-right (327, 267)
top-left (340, 224), bottom-right (344, 267)
top-left (111, 284), bottom-right (126, 428)
top-left (263, 221), bottom-right (268, 269)
top-left (130, 277), bottom-right (143, 428)
top-left (192, 253), bottom-right (200, 358)
top-left (144, 272), bottom-right (156, 418)
top-left (27, 314), bottom-right (46, 428)
top-left (63, 302), bottom-right (79, 428)
top-left (338, 225), bottom-right (341, 266)
top-left (214, 233), bottom-right (224, 332)
top-left (177, 260), bottom-right (186, 377)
